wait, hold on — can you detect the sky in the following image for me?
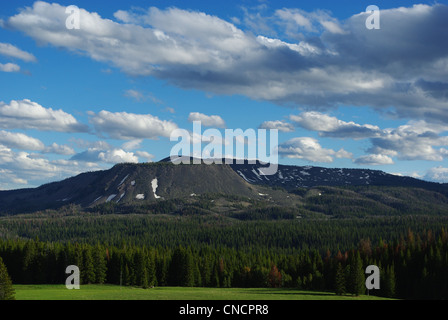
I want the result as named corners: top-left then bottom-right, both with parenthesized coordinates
top-left (0, 0), bottom-right (448, 190)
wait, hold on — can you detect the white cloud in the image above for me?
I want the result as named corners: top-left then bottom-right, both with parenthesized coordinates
top-left (70, 138), bottom-right (112, 151)
top-left (89, 110), bottom-right (178, 140)
top-left (0, 99), bottom-right (88, 132)
top-left (136, 151), bottom-right (155, 162)
top-left (121, 139), bottom-right (143, 151)
top-left (290, 111), bottom-right (382, 139)
top-left (71, 145), bottom-right (140, 165)
top-left (188, 112), bottom-right (226, 128)
top-left (0, 144), bottom-right (102, 189)
top-left (319, 20), bottom-right (346, 34)
top-left (354, 154), bottom-right (394, 166)
top-left (424, 166), bottom-right (448, 183)
top-left (0, 42), bottom-right (37, 62)
top-left (0, 130), bottom-right (44, 150)
top-left (259, 120), bottom-right (294, 132)
top-left (257, 36), bottom-right (321, 56)
top-left (290, 112), bottom-right (448, 163)
top-left (43, 143), bottom-right (76, 155)
top-left (0, 168), bottom-right (28, 189)
top-left (278, 137), bottom-right (352, 163)
top-left (98, 149), bottom-right (139, 164)
top-left (6, 2), bottom-right (258, 76)
top-left (0, 63), bottom-right (20, 73)
top-left (4, 2), bottom-right (448, 125)
top-left (369, 121), bottom-right (448, 161)
top-left (275, 8), bottom-right (313, 31)
top-left (274, 8), bottom-right (346, 35)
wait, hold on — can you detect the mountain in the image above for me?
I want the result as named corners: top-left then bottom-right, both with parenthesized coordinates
top-left (0, 162), bottom-right (262, 214)
top-left (161, 156), bottom-right (445, 191)
top-left (228, 160), bottom-right (444, 191)
top-left (0, 157), bottom-right (447, 215)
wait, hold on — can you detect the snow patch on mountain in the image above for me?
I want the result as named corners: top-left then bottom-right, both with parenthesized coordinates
top-left (118, 174), bottom-right (129, 187)
top-left (237, 170), bottom-right (254, 183)
top-left (106, 194), bottom-right (117, 202)
top-left (151, 178), bottom-right (161, 199)
top-left (117, 192), bottom-right (125, 203)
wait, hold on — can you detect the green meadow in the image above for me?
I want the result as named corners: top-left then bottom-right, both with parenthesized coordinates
top-left (13, 285), bottom-right (391, 300)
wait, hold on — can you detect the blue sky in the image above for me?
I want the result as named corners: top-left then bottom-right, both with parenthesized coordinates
top-left (0, 0), bottom-right (448, 189)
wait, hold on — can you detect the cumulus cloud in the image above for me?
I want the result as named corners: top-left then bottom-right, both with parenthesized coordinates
top-left (278, 137), bottom-right (352, 163)
top-left (135, 151), bottom-right (155, 162)
top-left (354, 154), bottom-right (394, 166)
top-left (71, 147), bottom-right (139, 164)
top-left (121, 140), bottom-right (143, 151)
top-left (256, 36), bottom-right (322, 56)
top-left (70, 138), bottom-right (112, 151)
top-left (0, 99), bottom-right (88, 132)
top-left (43, 143), bottom-right (76, 155)
top-left (0, 63), bottom-right (20, 73)
top-left (0, 130), bottom-right (44, 151)
top-left (274, 8), bottom-right (314, 33)
top-left (288, 111), bottom-right (448, 163)
top-left (259, 120), bottom-right (295, 132)
top-left (290, 112), bottom-right (382, 139)
top-left (369, 121), bottom-right (448, 161)
top-left (89, 110), bottom-right (178, 140)
top-left (424, 166), bottom-right (448, 183)
top-left (0, 168), bottom-right (29, 189)
top-left (98, 149), bottom-right (139, 164)
top-left (4, 3), bottom-right (448, 124)
top-left (188, 112), bottom-right (226, 128)
top-left (274, 7), bottom-right (347, 36)
top-left (6, 2), bottom-right (258, 76)
top-left (0, 144), bottom-right (102, 189)
top-left (0, 42), bottom-right (37, 62)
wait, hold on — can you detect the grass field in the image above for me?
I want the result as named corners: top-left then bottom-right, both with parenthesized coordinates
top-left (13, 285), bottom-right (391, 300)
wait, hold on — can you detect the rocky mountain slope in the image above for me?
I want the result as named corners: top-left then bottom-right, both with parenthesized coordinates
top-left (0, 158), bottom-right (446, 215)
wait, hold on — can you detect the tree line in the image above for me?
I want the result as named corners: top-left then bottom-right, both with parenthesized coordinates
top-left (2, 213), bottom-right (448, 255)
top-left (1, 228), bottom-right (447, 299)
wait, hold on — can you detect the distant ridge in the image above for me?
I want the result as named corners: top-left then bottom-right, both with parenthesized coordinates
top-left (0, 157), bottom-right (446, 215)
top-left (159, 156), bottom-right (445, 191)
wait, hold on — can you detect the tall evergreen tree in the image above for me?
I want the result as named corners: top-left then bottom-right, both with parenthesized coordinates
top-left (93, 246), bottom-right (107, 284)
top-left (82, 247), bottom-right (96, 284)
top-left (347, 251), bottom-right (365, 296)
top-left (0, 256), bottom-right (15, 300)
top-left (334, 263), bottom-right (346, 296)
top-left (383, 265), bottom-right (396, 298)
top-left (182, 249), bottom-right (195, 287)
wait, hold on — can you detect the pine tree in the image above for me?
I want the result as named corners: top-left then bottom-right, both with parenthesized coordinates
top-left (147, 250), bottom-right (156, 287)
top-left (0, 256), bottom-right (15, 300)
top-left (93, 246), bottom-right (107, 284)
top-left (124, 264), bottom-right (131, 286)
top-left (347, 251), bottom-right (365, 296)
top-left (383, 265), bottom-right (396, 298)
top-left (334, 263), bottom-right (346, 295)
top-left (182, 249), bottom-right (195, 287)
top-left (82, 247), bottom-right (96, 284)
top-left (168, 247), bottom-right (184, 286)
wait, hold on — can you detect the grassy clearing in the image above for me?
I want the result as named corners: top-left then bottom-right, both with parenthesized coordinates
top-left (13, 285), bottom-right (391, 300)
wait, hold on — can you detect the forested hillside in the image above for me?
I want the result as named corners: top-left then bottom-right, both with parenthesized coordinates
top-left (1, 228), bottom-right (447, 299)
